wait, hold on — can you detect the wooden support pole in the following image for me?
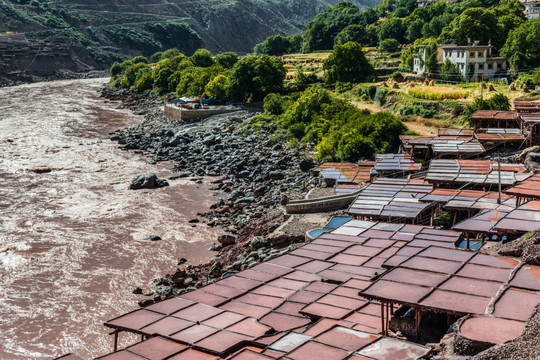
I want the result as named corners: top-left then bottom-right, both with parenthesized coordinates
top-left (381, 303), bottom-right (386, 336)
top-left (415, 308), bottom-right (422, 340)
top-left (386, 303), bottom-right (390, 335)
top-left (114, 331), bottom-right (119, 352)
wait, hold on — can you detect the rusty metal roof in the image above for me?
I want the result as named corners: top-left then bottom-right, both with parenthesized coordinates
top-left (438, 128), bottom-right (474, 137)
top-left (505, 173), bottom-right (540, 199)
top-left (452, 200), bottom-right (540, 234)
top-left (469, 110), bottom-right (518, 121)
top-left (475, 128), bottom-right (525, 142)
top-left (425, 189), bottom-right (518, 212)
top-left (400, 136), bottom-right (485, 154)
top-left (514, 101), bottom-right (540, 113)
top-left (92, 220), bottom-right (460, 360)
top-left (374, 154), bottom-right (421, 172)
top-left (520, 113), bottom-right (540, 124)
top-left (319, 162), bottom-right (374, 185)
top-left (348, 178), bottom-right (433, 221)
top-left (426, 160), bottom-right (525, 186)
top-left (360, 245), bottom-right (539, 325)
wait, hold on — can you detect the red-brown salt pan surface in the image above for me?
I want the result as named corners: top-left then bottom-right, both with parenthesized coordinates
top-left (460, 316), bottom-right (526, 344)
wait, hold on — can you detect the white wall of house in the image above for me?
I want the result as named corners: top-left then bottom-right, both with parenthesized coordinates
top-left (413, 46), bottom-right (426, 74)
top-left (412, 43), bottom-right (507, 80)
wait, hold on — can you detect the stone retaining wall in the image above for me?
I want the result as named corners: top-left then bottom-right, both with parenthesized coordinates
top-left (163, 104), bottom-right (239, 122)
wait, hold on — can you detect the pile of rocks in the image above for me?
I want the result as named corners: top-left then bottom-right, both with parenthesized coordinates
top-left (112, 105), bottom-right (318, 232)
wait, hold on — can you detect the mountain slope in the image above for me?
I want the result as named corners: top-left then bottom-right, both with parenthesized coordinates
top-left (0, 0), bottom-right (380, 81)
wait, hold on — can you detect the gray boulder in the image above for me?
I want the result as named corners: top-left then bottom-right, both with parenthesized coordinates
top-left (129, 173), bottom-right (169, 190)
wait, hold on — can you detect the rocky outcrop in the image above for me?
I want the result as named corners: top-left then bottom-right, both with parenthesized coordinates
top-left (129, 173), bottom-right (169, 189)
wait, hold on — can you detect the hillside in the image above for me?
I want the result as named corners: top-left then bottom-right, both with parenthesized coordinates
top-left (0, 0), bottom-right (379, 82)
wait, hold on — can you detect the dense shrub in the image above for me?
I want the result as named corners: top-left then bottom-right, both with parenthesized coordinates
top-left (397, 104), bottom-right (437, 118)
top-left (374, 88), bottom-right (388, 105)
top-left (465, 93), bottom-right (510, 120)
top-left (358, 85), bottom-right (377, 100)
top-left (379, 38), bottom-right (399, 53)
top-left (323, 41), bottom-right (374, 84)
top-left (270, 85), bottom-right (406, 162)
top-left (263, 93), bottom-right (286, 116)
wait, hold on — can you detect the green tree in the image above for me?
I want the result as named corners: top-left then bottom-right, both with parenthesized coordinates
top-left (378, 17), bottom-right (405, 43)
top-left (395, 0), bottom-right (417, 14)
top-left (440, 58), bottom-right (462, 82)
top-left (150, 51), bottom-right (163, 63)
top-left (406, 19), bottom-right (424, 43)
top-left (263, 35), bottom-right (292, 56)
top-left (424, 41), bottom-right (439, 75)
top-left (399, 38), bottom-right (436, 71)
top-left (501, 18), bottom-right (540, 71)
top-left (131, 56), bottom-right (148, 64)
top-left (288, 34), bottom-right (303, 53)
top-left (335, 24), bottom-right (366, 45)
top-left (214, 52), bottom-right (239, 69)
top-left (281, 85), bottom-right (332, 138)
top-left (294, 66), bottom-right (319, 90)
top-left (303, 1), bottom-right (362, 52)
top-left (362, 7), bottom-right (379, 25)
top-left (377, 0), bottom-right (397, 16)
top-left (120, 63), bottom-right (149, 89)
top-left (205, 74), bottom-right (228, 100)
top-left (438, 8), bottom-right (500, 47)
top-left (151, 55), bottom-right (187, 92)
top-left (421, 13), bottom-right (455, 38)
top-left (133, 69), bottom-right (153, 92)
top-left (253, 43), bottom-right (265, 55)
top-left (176, 65), bottom-right (224, 97)
top-left (465, 93), bottom-right (510, 120)
top-left (226, 55), bottom-right (286, 101)
top-left (533, 68), bottom-right (540, 85)
top-left (110, 62), bottom-right (123, 77)
top-left (323, 41), bottom-right (374, 84)
top-left (160, 48), bottom-right (181, 59)
top-left (364, 24), bottom-right (379, 47)
top-left (263, 93), bottom-right (285, 116)
top-left (379, 38), bottom-right (399, 53)
top-left (190, 48), bottom-right (214, 67)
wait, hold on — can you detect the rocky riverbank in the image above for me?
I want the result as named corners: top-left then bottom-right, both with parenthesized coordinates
top-left (102, 88), bottom-right (320, 304)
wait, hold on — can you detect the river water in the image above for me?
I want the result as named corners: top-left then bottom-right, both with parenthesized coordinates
top-left (0, 79), bottom-right (223, 359)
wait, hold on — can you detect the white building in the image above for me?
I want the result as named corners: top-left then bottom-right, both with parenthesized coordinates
top-left (523, 1), bottom-right (540, 18)
top-left (413, 41), bottom-right (507, 81)
top-left (417, 0), bottom-right (438, 7)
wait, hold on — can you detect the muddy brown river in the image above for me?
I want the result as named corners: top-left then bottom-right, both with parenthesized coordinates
top-left (0, 79), bottom-right (223, 359)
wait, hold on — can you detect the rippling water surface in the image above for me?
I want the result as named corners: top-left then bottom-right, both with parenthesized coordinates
top-left (0, 79), bottom-right (222, 359)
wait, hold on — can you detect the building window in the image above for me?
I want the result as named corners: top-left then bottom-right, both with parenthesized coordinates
top-left (487, 64), bottom-right (493, 70)
top-left (470, 51), bottom-right (475, 58)
top-left (477, 51), bottom-right (482, 58)
top-left (479, 64), bottom-right (484, 70)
